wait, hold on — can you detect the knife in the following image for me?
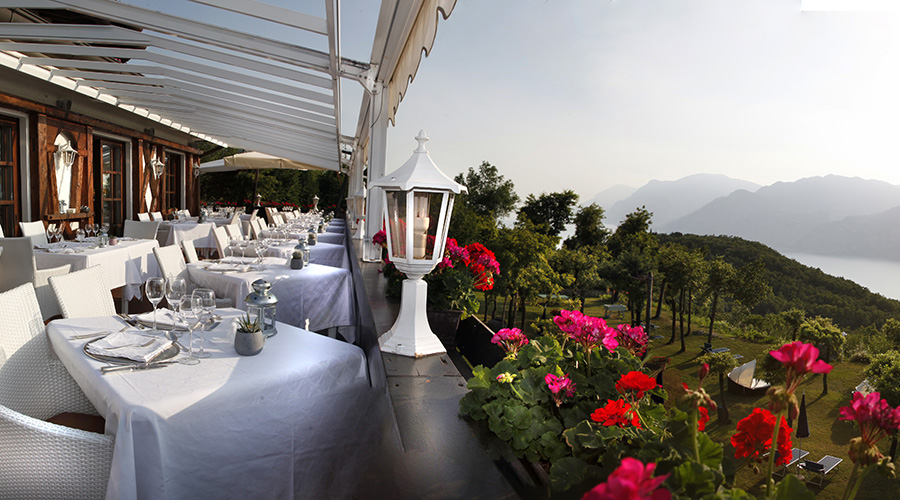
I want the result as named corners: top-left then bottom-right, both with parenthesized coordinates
top-left (101, 361), bottom-right (176, 374)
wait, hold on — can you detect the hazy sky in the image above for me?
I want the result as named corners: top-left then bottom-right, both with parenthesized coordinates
top-left (379, 0), bottom-right (900, 202)
top-left (125, 0), bottom-right (900, 203)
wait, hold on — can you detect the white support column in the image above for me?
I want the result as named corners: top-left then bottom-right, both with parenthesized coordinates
top-left (363, 84), bottom-right (389, 262)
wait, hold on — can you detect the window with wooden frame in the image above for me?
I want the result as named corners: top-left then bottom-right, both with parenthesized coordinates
top-left (93, 138), bottom-right (125, 233)
top-left (163, 152), bottom-right (182, 211)
top-left (0, 116), bottom-right (19, 237)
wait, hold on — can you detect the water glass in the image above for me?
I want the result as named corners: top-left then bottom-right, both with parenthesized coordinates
top-left (177, 295), bottom-right (202, 365)
top-left (193, 288), bottom-right (215, 359)
top-left (145, 278), bottom-right (165, 332)
top-left (76, 228), bottom-right (86, 244)
top-left (165, 277), bottom-right (188, 325)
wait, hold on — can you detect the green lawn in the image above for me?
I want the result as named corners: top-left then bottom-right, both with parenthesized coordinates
top-left (476, 294), bottom-right (900, 500)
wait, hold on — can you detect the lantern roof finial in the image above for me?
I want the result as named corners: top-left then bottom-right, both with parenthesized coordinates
top-left (369, 131), bottom-right (466, 194)
top-left (414, 130), bottom-right (429, 153)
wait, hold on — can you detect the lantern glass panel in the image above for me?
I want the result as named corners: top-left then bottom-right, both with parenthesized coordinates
top-left (385, 190), bottom-right (407, 260)
top-left (413, 191), bottom-right (444, 260)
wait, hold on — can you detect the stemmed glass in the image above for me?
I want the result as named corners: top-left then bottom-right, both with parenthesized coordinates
top-left (193, 288), bottom-right (215, 359)
top-left (177, 295), bottom-right (202, 365)
top-left (75, 228), bottom-right (86, 244)
top-left (227, 238), bottom-right (239, 261)
top-left (46, 224), bottom-right (56, 244)
top-left (145, 278), bottom-right (165, 333)
top-left (165, 277), bottom-right (187, 333)
top-left (54, 225), bottom-right (64, 244)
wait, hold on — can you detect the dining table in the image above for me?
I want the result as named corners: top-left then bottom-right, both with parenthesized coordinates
top-left (261, 241), bottom-right (350, 269)
top-left (46, 310), bottom-right (377, 500)
top-left (187, 257), bottom-right (356, 335)
top-left (156, 221), bottom-right (216, 249)
top-left (33, 238), bottom-right (159, 300)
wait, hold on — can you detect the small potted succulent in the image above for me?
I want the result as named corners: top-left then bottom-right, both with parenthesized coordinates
top-left (234, 312), bottom-right (264, 356)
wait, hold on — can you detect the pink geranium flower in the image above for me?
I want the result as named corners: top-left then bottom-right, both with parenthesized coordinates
top-left (491, 328), bottom-right (530, 357)
top-left (769, 341), bottom-right (832, 393)
top-left (839, 391), bottom-right (900, 465)
top-left (545, 373), bottom-right (576, 406)
top-left (581, 457), bottom-right (671, 500)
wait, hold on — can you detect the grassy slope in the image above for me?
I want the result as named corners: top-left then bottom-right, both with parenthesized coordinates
top-left (475, 294), bottom-right (900, 500)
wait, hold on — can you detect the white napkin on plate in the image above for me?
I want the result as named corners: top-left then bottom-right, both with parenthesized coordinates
top-left (86, 330), bottom-right (172, 362)
top-left (134, 309), bottom-right (189, 329)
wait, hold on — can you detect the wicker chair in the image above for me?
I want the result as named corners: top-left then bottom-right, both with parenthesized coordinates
top-left (136, 212), bottom-right (151, 222)
top-left (153, 246), bottom-right (232, 307)
top-left (19, 220), bottom-right (48, 246)
top-left (212, 226), bottom-right (230, 259)
top-left (49, 266), bottom-right (116, 319)
top-left (181, 239), bottom-right (199, 264)
top-left (224, 224), bottom-right (243, 241)
top-left (0, 237), bottom-right (71, 320)
top-left (0, 283), bottom-right (113, 499)
top-left (122, 220), bottom-right (160, 240)
top-left (150, 211), bottom-right (163, 222)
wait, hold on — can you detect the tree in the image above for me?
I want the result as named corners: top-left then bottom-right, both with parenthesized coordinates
top-left (551, 246), bottom-right (605, 312)
top-left (781, 308), bottom-right (806, 341)
top-left (564, 203), bottom-right (610, 250)
top-left (604, 208), bottom-right (658, 325)
top-left (881, 318), bottom-right (900, 348)
top-left (517, 190), bottom-right (578, 237)
top-left (699, 351), bottom-right (739, 424)
top-left (703, 257), bottom-right (736, 345)
top-left (865, 350), bottom-right (900, 459)
top-left (453, 161), bottom-right (519, 220)
top-left (798, 316), bottom-right (844, 395)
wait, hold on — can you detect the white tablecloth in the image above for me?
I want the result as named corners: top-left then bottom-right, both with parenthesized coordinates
top-left (46, 312), bottom-right (374, 500)
top-left (187, 258), bottom-right (356, 333)
top-left (157, 221), bottom-right (216, 249)
top-left (263, 242), bottom-right (350, 269)
top-left (34, 238), bottom-right (159, 300)
top-left (317, 232), bottom-right (345, 245)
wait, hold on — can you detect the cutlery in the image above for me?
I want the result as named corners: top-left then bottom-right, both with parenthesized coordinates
top-left (72, 325), bottom-right (128, 340)
top-left (101, 361), bottom-right (177, 374)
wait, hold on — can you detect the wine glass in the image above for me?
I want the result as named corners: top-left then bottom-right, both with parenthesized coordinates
top-left (145, 278), bottom-right (165, 332)
top-left (177, 295), bottom-right (202, 365)
top-left (54, 225), bottom-right (64, 244)
top-left (193, 288), bottom-right (215, 359)
top-left (75, 228), bottom-right (86, 244)
top-left (165, 277), bottom-right (187, 331)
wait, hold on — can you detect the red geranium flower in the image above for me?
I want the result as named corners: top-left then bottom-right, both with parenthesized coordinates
top-left (731, 408), bottom-right (792, 465)
top-left (616, 371), bottom-right (657, 400)
top-left (591, 399), bottom-right (641, 428)
top-left (698, 406), bottom-right (709, 431)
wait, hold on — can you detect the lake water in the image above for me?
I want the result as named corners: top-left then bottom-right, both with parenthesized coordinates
top-left (782, 252), bottom-right (900, 301)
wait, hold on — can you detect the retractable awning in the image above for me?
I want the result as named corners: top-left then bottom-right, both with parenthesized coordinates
top-left (0, 0), bottom-right (456, 172)
top-left (198, 152), bottom-right (327, 173)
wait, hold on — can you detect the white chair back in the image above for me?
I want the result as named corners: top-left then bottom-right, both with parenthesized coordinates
top-left (0, 283), bottom-right (115, 499)
top-left (69, 222), bottom-right (79, 231)
top-left (182, 209), bottom-right (191, 218)
top-left (229, 212), bottom-right (242, 225)
top-left (181, 239), bottom-right (199, 264)
top-left (212, 226), bottom-right (229, 259)
top-left (153, 245), bottom-right (190, 285)
top-left (0, 225), bottom-right (4, 237)
top-left (150, 211), bottom-right (163, 221)
top-left (18, 221), bottom-right (47, 246)
top-left (123, 220), bottom-right (160, 240)
top-left (0, 237), bottom-right (70, 320)
top-left (249, 218), bottom-right (262, 240)
top-left (49, 266), bottom-right (116, 319)
top-left (224, 224), bottom-right (243, 240)
top-left (137, 212), bottom-right (151, 221)
top-left (249, 208), bottom-right (258, 219)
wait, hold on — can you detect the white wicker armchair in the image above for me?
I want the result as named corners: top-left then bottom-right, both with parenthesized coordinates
top-left (0, 283), bottom-right (113, 499)
top-left (49, 266), bottom-right (116, 319)
top-left (0, 237), bottom-right (71, 320)
top-left (136, 212), bottom-right (151, 222)
top-left (123, 220), bottom-right (160, 240)
top-left (149, 211), bottom-right (163, 222)
top-left (19, 220), bottom-right (48, 246)
top-left (154, 245), bottom-right (233, 307)
top-left (181, 239), bottom-right (199, 264)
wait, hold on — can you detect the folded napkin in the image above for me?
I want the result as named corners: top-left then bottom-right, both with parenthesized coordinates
top-left (47, 246), bottom-right (77, 254)
top-left (134, 309), bottom-right (189, 329)
top-left (86, 330), bottom-right (172, 362)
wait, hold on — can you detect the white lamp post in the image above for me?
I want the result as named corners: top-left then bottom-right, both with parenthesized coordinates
top-left (370, 130), bottom-right (466, 357)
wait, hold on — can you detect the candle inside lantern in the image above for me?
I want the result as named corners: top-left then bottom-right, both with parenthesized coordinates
top-left (413, 194), bottom-right (430, 259)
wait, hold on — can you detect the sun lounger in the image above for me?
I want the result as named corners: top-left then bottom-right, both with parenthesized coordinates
top-left (772, 448), bottom-right (809, 477)
top-left (702, 343), bottom-right (730, 354)
top-left (799, 455), bottom-right (842, 486)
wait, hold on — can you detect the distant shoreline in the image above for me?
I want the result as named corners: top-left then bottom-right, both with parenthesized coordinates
top-left (782, 251), bottom-right (900, 301)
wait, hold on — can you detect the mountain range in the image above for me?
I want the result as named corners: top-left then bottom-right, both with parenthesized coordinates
top-left (588, 174), bottom-right (900, 261)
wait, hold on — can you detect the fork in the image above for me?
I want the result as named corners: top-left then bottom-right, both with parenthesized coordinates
top-left (72, 325), bottom-right (129, 340)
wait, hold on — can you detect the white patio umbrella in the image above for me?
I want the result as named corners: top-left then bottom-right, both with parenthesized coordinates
top-left (198, 151), bottom-right (330, 202)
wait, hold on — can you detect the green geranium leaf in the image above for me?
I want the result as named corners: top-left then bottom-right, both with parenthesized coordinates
top-left (458, 392), bottom-right (486, 419)
top-left (467, 365), bottom-right (492, 390)
top-left (549, 457), bottom-right (591, 492)
top-left (773, 474), bottom-right (815, 500)
top-left (697, 431), bottom-right (724, 469)
top-left (507, 404), bottom-right (531, 430)
top-left (670, 462), bottom-right (722, 498)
